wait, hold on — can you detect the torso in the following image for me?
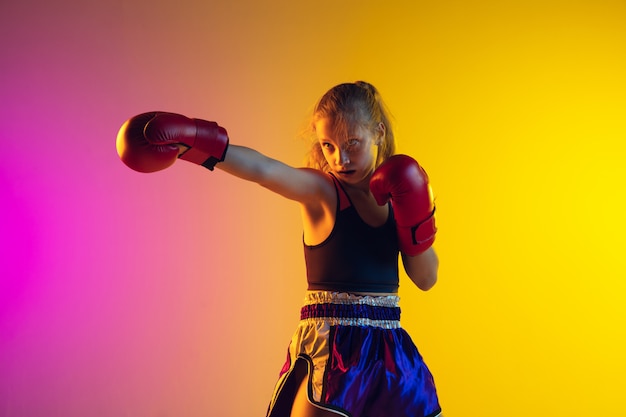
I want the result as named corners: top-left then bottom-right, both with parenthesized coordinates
top-left (302, 173), bottom-right (400, 294)
top-left (343, 184), bottom-right (388, 227)
top-left (302, 173), bottom-right (388, 246)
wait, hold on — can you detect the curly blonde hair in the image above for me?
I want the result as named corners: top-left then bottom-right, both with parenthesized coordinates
top-left (305, 81), bottom-right (395, 172)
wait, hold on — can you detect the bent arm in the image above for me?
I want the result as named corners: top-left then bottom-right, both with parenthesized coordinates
top-left (401, 247), bottom-right (439, 291)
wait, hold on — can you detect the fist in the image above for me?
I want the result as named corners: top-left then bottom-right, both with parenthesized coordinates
top-left (116, 112), bottom-right (229, 173)
top-left (370, 154), bottom-right (436, 255)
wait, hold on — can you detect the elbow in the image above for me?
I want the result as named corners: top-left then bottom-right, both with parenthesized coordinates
top-left (403, 247), bottom-right (439, 291)
top-left (412, 269), bottom-right (437, 291)
top-left (416, 271), bottom-right (438, 291)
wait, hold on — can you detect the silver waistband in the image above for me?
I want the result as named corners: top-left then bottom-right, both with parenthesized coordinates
top-left (301, 291), bottom-right (402, 329)
top-left (303, 291), bottom-right (400, 307)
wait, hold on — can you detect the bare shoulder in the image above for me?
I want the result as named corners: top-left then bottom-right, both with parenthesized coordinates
top-left (256, 164), bottom-right (336, 208)
top-left (295, 168), bottom-right (335, 205)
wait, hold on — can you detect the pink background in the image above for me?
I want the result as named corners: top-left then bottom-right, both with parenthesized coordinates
top-left (2, 0), bottom-right (625, 416)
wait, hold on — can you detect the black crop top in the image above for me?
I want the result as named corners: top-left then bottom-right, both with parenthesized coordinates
top-left (304, 174), bottom-right (400, 293)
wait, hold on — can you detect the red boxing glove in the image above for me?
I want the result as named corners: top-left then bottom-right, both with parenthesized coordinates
top-left (370, 154), bottom-right (437, 256)
top-left (116, 112), bottom-right (229, 173)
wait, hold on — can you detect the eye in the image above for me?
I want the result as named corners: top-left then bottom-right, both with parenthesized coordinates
top-left (345, 138), bottom-right (360, 149)
top-left (321, 142), bottom-right (334, 151)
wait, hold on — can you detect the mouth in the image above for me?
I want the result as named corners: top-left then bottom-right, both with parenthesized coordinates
top-left (336, 170), bottom-right (356, 177)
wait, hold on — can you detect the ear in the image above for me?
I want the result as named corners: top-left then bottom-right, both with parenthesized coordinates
top-left (376, 122), bottom-right (386, 145)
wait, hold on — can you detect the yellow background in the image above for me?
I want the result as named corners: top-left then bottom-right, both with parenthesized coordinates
top-left (1, 0), bottom-right (624, 415)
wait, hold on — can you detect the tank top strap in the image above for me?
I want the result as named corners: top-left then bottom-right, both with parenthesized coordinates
top-left (329, 173), bottom-right (351, 211)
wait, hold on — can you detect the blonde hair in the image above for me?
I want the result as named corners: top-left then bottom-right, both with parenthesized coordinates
top-left (305, 81), bottom-right (395, 172)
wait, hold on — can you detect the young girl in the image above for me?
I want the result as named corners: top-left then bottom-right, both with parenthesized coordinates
top-left (117, 81), bottom-right (442, 417)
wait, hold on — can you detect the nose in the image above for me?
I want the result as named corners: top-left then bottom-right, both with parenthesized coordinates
top-left (337, 148), bottom-right (350, 165)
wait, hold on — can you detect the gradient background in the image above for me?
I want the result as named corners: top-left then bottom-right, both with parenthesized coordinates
top-left (1, 0), bottom-right (625, 416)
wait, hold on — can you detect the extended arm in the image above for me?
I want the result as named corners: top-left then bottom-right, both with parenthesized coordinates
top-left (217, 144), bottom-right (328, 204)
top-left (115, 111), bottom-right (331, 205)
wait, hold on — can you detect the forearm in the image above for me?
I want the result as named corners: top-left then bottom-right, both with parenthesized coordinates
top-left (401, 247), bottom-right (439, 291)
top-left (217, 144), bottom-right (280, 183)
top-left (216, 144), bottom-right (325, 203)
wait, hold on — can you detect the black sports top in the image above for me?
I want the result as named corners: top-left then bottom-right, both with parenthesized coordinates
top-left (304, 174), bottom-right (400, 293)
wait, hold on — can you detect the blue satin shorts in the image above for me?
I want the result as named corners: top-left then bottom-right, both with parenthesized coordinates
top-left (266, 291), bottom-right (442, 417)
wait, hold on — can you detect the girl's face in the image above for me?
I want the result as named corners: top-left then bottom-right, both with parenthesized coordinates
top-left (315, 117), bottom-right (381, 186)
